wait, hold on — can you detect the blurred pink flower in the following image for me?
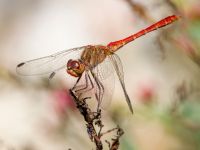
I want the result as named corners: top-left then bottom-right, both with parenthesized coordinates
top-left (52, 89), bottom-right (75, 115)
top-left (136, 81), bottom-right (156, 103)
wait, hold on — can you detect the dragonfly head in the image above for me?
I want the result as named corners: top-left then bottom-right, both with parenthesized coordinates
top-left (66, 59), bottom-right (85, 77)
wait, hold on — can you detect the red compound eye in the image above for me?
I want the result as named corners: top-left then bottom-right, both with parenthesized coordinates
top-left (71, 61), bottom-right (80, 69)
top-left (67, 59), bottom-right (80, 69)
top-left (66, 59), bottom-right (84, 77)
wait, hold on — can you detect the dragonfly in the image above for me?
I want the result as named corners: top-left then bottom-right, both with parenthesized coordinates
top-left (16, 15), bottom-right (179, 113)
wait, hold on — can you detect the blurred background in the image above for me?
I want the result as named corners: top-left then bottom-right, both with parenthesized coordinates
top-left (0, 0), bottom-right (200, 149)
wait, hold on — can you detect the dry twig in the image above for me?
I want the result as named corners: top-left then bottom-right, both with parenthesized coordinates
top-left (69, 89), bottom-right (124, 150)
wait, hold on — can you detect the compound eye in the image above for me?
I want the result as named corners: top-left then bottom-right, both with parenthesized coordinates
top-left (71, 61), bottom-right (80, 69)
top-left (67, 59), bottom-right (80, 69)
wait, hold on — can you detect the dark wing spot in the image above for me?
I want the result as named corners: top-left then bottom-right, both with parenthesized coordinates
top-left (17, 62), bottom-right (25, 67)
top-left (48, 72), bottom-right (56, 80)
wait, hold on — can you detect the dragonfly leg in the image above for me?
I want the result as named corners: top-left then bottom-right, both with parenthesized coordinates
top-left (74, 74), bottom-right (88, 92)
top-left (91, 70), bottom-right (104, 110)
top-left (78, 72), bottom-right (95, 94)
top-left (75, 72), bottom-right (94, 93)
top-left (73, 72), bottom-right (96, 103)
top-left (72, 75), bottom-right (82, 91)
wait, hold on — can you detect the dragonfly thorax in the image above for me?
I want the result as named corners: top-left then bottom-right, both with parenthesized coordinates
top-left (66, 59), bottom-right (85, 77)
top-left (80, 45), bottom-right (111, 68)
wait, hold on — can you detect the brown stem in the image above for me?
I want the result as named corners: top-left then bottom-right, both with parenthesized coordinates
top-left (69, 89), bottom-right (124, 150)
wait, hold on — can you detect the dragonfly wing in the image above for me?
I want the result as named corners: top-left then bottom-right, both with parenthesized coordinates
top-left (92, 56), bottom-right (114, 80)
top-left (16, 46), bottom-right (86, 76)
top-left (108, 54), bottom-right (133, 113)
top-left (92, 57), bottom-right (115, 110)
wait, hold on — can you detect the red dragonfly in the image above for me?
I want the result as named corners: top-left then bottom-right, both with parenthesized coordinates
top-left (17, 15), bottom-right (179, 113)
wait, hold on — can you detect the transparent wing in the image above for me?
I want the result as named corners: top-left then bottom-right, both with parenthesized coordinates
top-left (92, 56), bottom-right (115, 110)
top-left (108, 54), bottom-right (133, 113)
top-left (93, 56), bottom-right (114, 81)
top-left (16, 46), bottom-right (86, 76)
